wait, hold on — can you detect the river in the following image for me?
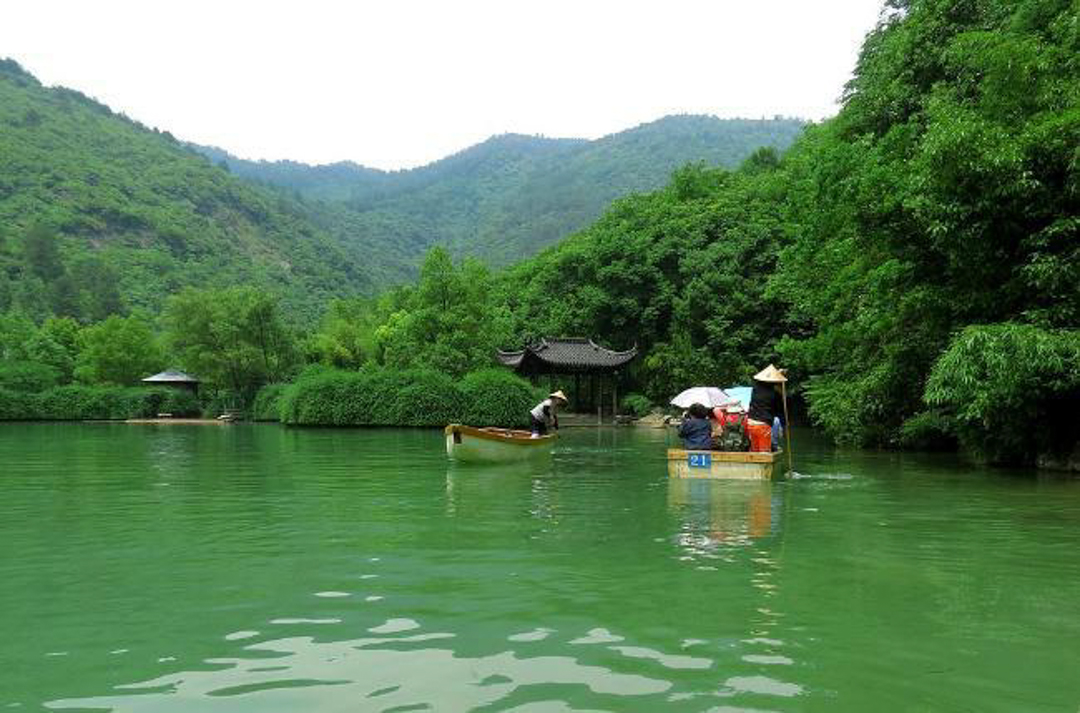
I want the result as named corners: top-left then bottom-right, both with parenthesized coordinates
top-left (1, 423), bottom-right (1078, 712)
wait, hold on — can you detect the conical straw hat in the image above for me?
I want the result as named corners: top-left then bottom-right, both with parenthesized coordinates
top-left (549, 390), bottom-right (569, 402)
top-left (753, 364), bottom-right (787, 383)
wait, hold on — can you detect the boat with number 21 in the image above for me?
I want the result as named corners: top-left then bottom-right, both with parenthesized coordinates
top-left (667, 449), bottom-right (783, 480)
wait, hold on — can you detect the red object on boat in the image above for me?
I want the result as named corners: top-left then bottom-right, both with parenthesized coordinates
top-left (746, 420), bottom-right (772, 452)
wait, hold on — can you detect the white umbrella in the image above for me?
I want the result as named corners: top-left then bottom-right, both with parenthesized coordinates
top-left (669, 386), bottom-right (735, 409)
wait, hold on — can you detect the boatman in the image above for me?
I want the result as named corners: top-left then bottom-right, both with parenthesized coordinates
top-left (747, 365), bottom-right (786, 452)
top-left (530, 390), bottom-right (568, 437)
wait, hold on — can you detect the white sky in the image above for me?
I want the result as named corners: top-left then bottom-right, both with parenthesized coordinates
top-left (1, 0), bottom-right (884, 170)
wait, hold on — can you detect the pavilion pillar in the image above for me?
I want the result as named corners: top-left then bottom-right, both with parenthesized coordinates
top-left (612, 373), bottom-right (618, 420)
top-left (595, 373), bottom-right (602, 425)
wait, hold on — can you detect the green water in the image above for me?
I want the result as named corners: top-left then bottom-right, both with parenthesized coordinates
top-left (2, 423), bottom-right (1078, 712)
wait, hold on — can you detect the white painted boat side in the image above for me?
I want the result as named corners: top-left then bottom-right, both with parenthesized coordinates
top-left (445, 424), bottom-right (555, 463)
top-left (666, 448), bottom-right (782, 480)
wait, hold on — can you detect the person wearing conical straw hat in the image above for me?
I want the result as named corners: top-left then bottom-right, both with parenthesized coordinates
top-left (530, 390), bottom-right (568, 437)
top-left (747, 365), bottom-right (787, 453)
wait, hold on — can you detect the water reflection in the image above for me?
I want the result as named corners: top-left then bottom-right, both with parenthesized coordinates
top-left (668, 479), bottom-right (781, 549)
top-left (47, 625), bottom-right (674, 712)
top-left (444, 461), bottom-right (556, 521)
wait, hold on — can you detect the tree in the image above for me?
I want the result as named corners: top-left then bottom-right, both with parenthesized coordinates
top-left (163, 286), bottom-right (298, 400)
top-left (29, 316), bottom-right (81, 382)
top-left (69, 255), bottom-right (125, 322)
top-left (376, 247), bottom-right (511, 377)
top-left (0, 311), bottom-right (36, 361)
top-left (306, 297), bottom-right (380, 370)
top-left (74, 313), bottom-right (164, 385)
top-left (925, 324), bottom-right (1080, 465)
top-left (21, 224), bottom-right (64, 282)
top-left (770, 0), bottom-right (1080, 446)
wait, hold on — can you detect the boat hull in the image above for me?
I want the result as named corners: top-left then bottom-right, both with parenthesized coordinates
top-left (445, 424), bottom-right (555, 463)
top-left (667, 449), bottom-right (782, 480)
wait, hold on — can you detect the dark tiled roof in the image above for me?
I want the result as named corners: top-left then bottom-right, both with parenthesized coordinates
top-left (142, 369), bottom-right (200, 383)
top-left (498, 338), bottom-right (637, 374)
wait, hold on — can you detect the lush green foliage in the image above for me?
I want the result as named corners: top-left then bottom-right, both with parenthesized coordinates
top-left (458, 369), bottom-right (544, 428)
top-left (0, 385), bottom-right (198, 421)
top-left (499, 161), bottom-right (794, 402)
top-left (303, 297), bottom-right (381, 370)
top-left (768, 0), bottom-right (1079, 454)
top-left (925, 324), bottom-right (1080, 463)
top-left (620, 393), bottom-right (655, 418)
top-left (0, 59), bottom-right (373, 321)
top-left (73, 314), bottom-right (163, 385)
top-left (163, 286), bottom-right (298, 400)
top-left (253, 383), bottom-right (288, 422)
top-left (278, 366), bottom-right (537, 428)
top-left (198, 116), bottom-right (806, 268)
top-left (0, 360), bottom-right (59, 392)
top-left (1, 0), bottom-right (1076, 468)
top-left (376, 248), bottom-right (512, 377)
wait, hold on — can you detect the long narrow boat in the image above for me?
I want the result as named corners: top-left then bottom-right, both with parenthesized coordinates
top-left (667, 449), bottom-right (783, 480)
top-left (445, 424), bottom-right (556, 463)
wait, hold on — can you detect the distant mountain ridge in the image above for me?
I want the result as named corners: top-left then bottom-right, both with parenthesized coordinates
top-left (0, 54), bottom-right (806, 325)
top-left (0, 59), bottom-right (375, 320)
top-left (196, 115), bottom-right (806, 265)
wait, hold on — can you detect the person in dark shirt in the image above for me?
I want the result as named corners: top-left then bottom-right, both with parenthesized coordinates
top-left (678, 403), bottom-right (714, 450)
top-left (747, 365), bottom-right (787, 452)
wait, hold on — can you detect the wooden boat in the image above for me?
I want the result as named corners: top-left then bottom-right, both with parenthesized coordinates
top-left (445, 424), bottom-right (555, 463)
top-left (667, 449), bottom-right (783, 480)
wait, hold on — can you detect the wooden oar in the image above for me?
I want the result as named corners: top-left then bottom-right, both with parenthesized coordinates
top-left (781, 381), bottom-right (794, 475)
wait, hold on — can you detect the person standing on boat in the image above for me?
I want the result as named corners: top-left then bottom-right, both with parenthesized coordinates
top-left (747, 365), bottom-right (786, 452)
top-left (530, 390), bottom-right (568, 436)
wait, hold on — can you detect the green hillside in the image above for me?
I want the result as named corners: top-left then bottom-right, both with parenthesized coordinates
top-left (199, 115), bottom-right (806, 266)
top-left (0, 59), bottom-right (375, 322)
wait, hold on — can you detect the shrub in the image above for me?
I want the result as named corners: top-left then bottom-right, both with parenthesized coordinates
top-left (280, 367), bottom-right (466, 426)
top-left (278, 366), bottom-right (539, 428)
top-left (386, 371), bottom-right (465, 427)
top-left (253, 383), bottom-right (287, 421)
top-left (0, 360), bottom-right (60, 392)
top-left (0, 387), bottom-right (42, 420)
top-left (897, 411), bottom-right (956, 451)
top-left (925, 323), bottom-right (1080, 464)
top-left (458, 369), bottom-right (540, 428)
top-left (620, 392), bottom-right (654, 418)
top-left (160, 389), bottom-right (200, 417)
top-left (0, 385), bottom-right (200, 421)
top-left (38, 385), bottom-right (121, 420)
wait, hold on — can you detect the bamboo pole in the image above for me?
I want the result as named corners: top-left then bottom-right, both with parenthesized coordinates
top-left (781, 381), bottom-right (794, 475)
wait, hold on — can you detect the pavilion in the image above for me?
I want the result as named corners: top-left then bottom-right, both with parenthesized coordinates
top-left (141, 369), bottom-right (200, 396)
top-left (497, 338), bottom-right (637, 422)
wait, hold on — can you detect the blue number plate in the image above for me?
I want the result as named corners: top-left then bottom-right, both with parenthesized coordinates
top-left (688, 453), bottom-right (712, 468)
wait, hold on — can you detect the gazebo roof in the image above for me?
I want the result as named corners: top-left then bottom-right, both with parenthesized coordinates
top-left (498, 338), bottom-right (637, 375)
top-left (142, 369), bottom-right (200, 384)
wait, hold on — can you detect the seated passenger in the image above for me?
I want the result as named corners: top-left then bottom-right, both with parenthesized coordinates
top-left (716, 404), bottom-right (749, 452)
top-left (678, 403), bottom-right (713, 450)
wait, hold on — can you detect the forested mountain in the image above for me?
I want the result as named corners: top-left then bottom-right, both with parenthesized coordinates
top-left (197, 115), bottom-right (806, 265)
top-left (297, 0), bottom-right (1076, 467)
top-left (492, 0), bottom-right (1080, 465)
top-left (0, 59), bottom-right (375, 321)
